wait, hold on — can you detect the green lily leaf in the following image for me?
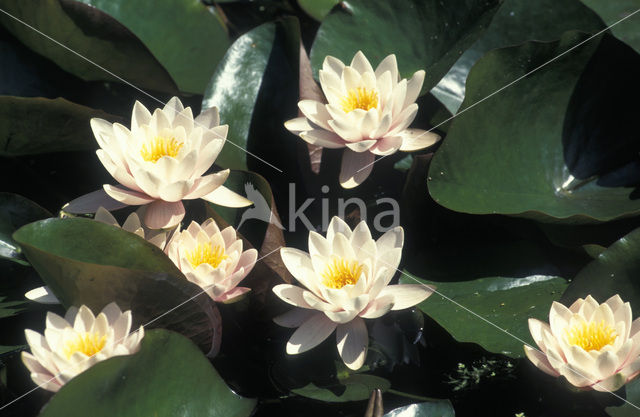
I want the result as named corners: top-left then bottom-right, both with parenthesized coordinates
top-left (39, 329), bottom-right (256, 417)
top-left (0, 0), bottom-right (177, 93)
top-left (292, 374), bottom-right (391, 403)
top-left (0, 296), bottom-right (26, 319)
top-left (309, 0), bottom-right (501, 93)
top-left (297, 0), bottom-right (340, 21)
top-left (383, 401), bottom-right (455, 417)
top-left (0, 97), bottom-right (120, 156)
top-left (428, 32), bottom-right (640, 223)
top-left (432, 0), bottom-right (605, 113)
top-left (13, 218), bottom-right (221, 355)
top-left (203, 18), bottom-right (300, 171)
top-left (0, 193), bottom-right (51, 264)
top-left (75, 0), bottom-right (229, 94)
top-left (606, 377), bottom-right (640, 416)
top-left (403, 272), bottom-right (568, 358)
top-left (581, 0), bottom-right (640, 55)
top-left (561, 227), bottom-right (640, 311)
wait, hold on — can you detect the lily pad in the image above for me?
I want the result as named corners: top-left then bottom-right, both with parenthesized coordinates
top-left (581, 0), bottom-right (640, 55)
top-left (0, 0), bottom-right (177, 93)
top-left (75, 0), bottom-right (229, 94)
top-left (39, 329), bottom-right (256, 417)
top-left (297, 0), bottom-right (340, 21)
top-left (0, 193), bottom-right (51, 264)
top-left (13, 218), bottom-right (221, 355)
top-left (428, 32), bottom-right (640, 223)
top-left (383, 401), bottom-right (456, 417)
top-left (0, 296), bottom-right (26, 319)
top-left (402, 272), bottom-right (568, 358)
top-left (309, 0), bottom-right (501, 92)
top-left (292, 374), bottom-right (391, 403)
top-left (606, 377), bottom-right (640, 417)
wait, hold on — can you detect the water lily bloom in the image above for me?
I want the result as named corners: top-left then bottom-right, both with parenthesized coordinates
top-left (285, 51), bottom-right (440, 188)
top-left (86, 97), bottom-right (251, 229)
top-left (525, 295), bottom-right (640, 391)
top-left (272, 217), bottom-right (434, 369)
top-left (22, 303), bottom-right (143, 392)
top-left (166, 218), bottom-right (257, 302)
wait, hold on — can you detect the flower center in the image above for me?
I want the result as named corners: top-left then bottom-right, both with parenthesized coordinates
top-left (62, 332), bottom-right (107, 359)
top-left (340, 87), bottom-right (379, 113)
top-left (565, 320), bottom-right (618, 351)
top-left (140, 136), bottom-right (183, 163)
top-left (322, 258), bottom-right (363, 289)
top-left (187, 243), bottom-right (228, 268)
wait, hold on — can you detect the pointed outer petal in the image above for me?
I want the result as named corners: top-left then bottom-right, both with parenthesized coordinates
top-left (549, 301), bottom-right (573, 339)
top-left (172, 107), bottom-right (194, 134)
top-left (339, 149), bottom-right (375, 189)
top-left (235, 248), bottom-right (258, 274)
top-left (366, 266), bottom-right (390, 300)
top-left (215, 287), bottom-right (250, 302)
top-left (591, 372), bottom-right (626, 392)
top-left (274, 308), bottom-right (317, 328)
top-left (163, 97), bottom-right (185, 123)
top-left (299, 100), bottom-right (333, 131)
top-left (390, 79), bottom-right (407, 117)
top-left (73, 305), bottom-right (95, 333)
top-left (94, 207), bottom-right (119, 226)
top-left (376, 247), bottom-right (403, 283)
top-left (131, 101), bottom-right (152, 132)
top-left (309, 231), bottom-right (332, 258)
top-left (605, 294), bottom-right (624, 313)
top-left (202, 185), bottom-right (252, 208)
top-left (273, 284), bottom-right (313, 309)
top-left (90, 118), bottom-right (116, 148)
top-left (25, 286), bottom-right (60, 304)
top-left (350, 51), bottom-right (374, 75)
top-left (360, 109), bottom-right (379, 137)
top-left (319, 70), bottom-right (343, 104)
top-left (375, 54), bottom-right (398, 79)
top-left (336, 317), bottom-right (368, 370)
top-left (285, 117), bottom-right (314, 134)
top-left (568, 296), bottom-right (587, 314)
top-left (300, 129), bottom-right (346, 149)
top-left (151, 107), bottom-right (172, 134)
top-left (388, 104), bottom-right (419, 136)
top-left (280, 248), bottom-right (321, 294)
top-left (323, 55), bottom-right (346, 77)
top-left (591, 303), bottom-right (615, 326)
top-left (524, 346), bottom-right (560, 376)
top-left (64, 189), bottom-right (130, 214)
top-left (350, 221), bottom-right (373, 250)
top-left (398, 129), bottom-right (441, 152)
top-left (64, 306), bottom-right (79, 323)
top-left (621, 357), bottom-right (640, 383)
top-left (376, 226), bottom-right (404, 250)
top-left (561, 363), bottom-right (597, 388)
top-left (376, 71), bottom-right (393, 108)
top-left (143, 200), bottom-right (185, 229)
top-left (195, 106), bottom-right (220, 129)
top-left (112, 312), bottom-right (133, 343)
top-left (370, 136), bottom-right (402, 156)
top-left (327, 217), bottom-right (352, 241)
top-left (342, 66), bottom-right (363, 92)
top-left (25, 330), bottom-right (54, 363)
top-left (184, 171), bottom-right (229, 200)
top-left (595, 350), bottom-right (620, 379)
top-left (528, 318), bottom-right (552, 351)
top-left (630, 317), bottom-right (640, 337)
top-left (328, 118), bottom-right (363, 142)
top-left (331, 232), bottom-right (356, 259)
top-left (303, 291), bottom-right (341, 312)
top-left (121, 213), bottom-right (143, 234)
top-left (22, 351), bottom-right (52, 377)
top-left (46, 311), bottom-right (71, 333)
top-left (345, 140), bottom-right (376, 153)
top-left (404, 70), bottom-right (425, 108)
top-left (100, 302), bottom-right (123, 326)
top-left (286, 312), bottom-right (337, 355)
top-left (361, 71), bottom-right (377, 90)
top-left (192, 140), bottom-right (226, 179)
top-left (91, 312), bottom-right (109, 336)
top-left (378, 284), bottom-right (434, 310)
top-left (359, 294), bottom-right (394, 319)
top-left (103, 184), bottom-right (155, 206)
top-left (370, 113), bottom-right (392, 139)
top-left (325, 308), bottom-right (361, 324)
top-left (96, 150), bottom-right (138, 190)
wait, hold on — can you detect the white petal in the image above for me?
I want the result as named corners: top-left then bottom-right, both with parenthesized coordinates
top-left (286, 313), bottom-right (337, 354)
top-left (339, 149), bottom-right (374, 189)
top-left (273, 308), bottom-right (317, 328)
top-left (398, 129), bottom-right (441, 152)
top-left (103, 184), bottom-right (155, 206)
top-left (350, 51), bottom-right (374, 75)
top-left (298, 100), bottom-right (332, 131)
top-left (336, 317), bottom-right (368, 370)
top-left (549, 301), bottom-right (573, 339)
top-left (195, 106), bottom-right (220, 129)
top-left (375, 54), bottom-right (398, 81)
top-left (378, 284), bottom-right (434, 310)
top-left (25, 286), bottom-right (60, 304)
top-left (202, 185), bottom-right (252, 208)
top-left (404, 70), bottom-right (425, 107)
top-left (524, 346), bottom-right (560, 376)
top-left (285, 117), bottom-right (314, 134)
top-left (300, 130), bottom-right (346, 149)
top-left (273, 284), bottom-right (313, 309)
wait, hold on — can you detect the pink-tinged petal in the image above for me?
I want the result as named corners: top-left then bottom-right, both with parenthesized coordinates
top-left (300, 129), bottom-right (346, 149)
top-left (595, 350), bottom-right (619, 380)
top-left (215, 287), bottom-right (250, 302)
top-left (202, 185), bottom-right (252, 207)
top-left (524, 346), bottom-right (559, 376)
top-left (370, 136), bottom-right (402, 156)
top-left (561, 363), bottom-right (597, 388)
top-left (286, 312), bottom-right (337, 354)
top-left (350, 51), bottom-right (374, 75)
top-left (339, 149), bottom-right (375, 189)
top-left (143, 200), bottom-right (185, 229)
top-left (96, 150), bottom-right (138, 190)
top-left (549, 301), bottom-right (573, 339)
top-left (195, 106), bottom-right (220, 129)
top-left (285, 117), bottom-right (314, 134)
top-left (273, 284), bottom-right (313, 309)
top-left (374, 54), bottom-right (398, 81)
top-left (404, 70), bottom-right (425, 108)
top-left (359, 295), bottom-right (394, 319)
top-left (184, 170), bottom-right (229, 200)
top-left (280, 248), bottom-right (321, 294)
top-left (25, 286), bottom-right (60, 305)
top-left (336, 317), bottom-right (368, 370)
top-left (103, 185), bottom-right (155, 206)
top-left (299, 100), bottom-right (333, 131)
top-left (528, 318), bottom-right (551, 350)
top-left (378, 284), bottom-right (434, 310)
top-left (345, 140), bottom-right (376, 153)
top-left (235, 249), bottom-right (258, 274)
top-left (398, 129), bottom-right (441, 152)
top-left (94, 206), bottom-right (118, 226)
top-left (592, 372), bottom-right (626, 392)
top-left (64, 189), bottom-right (129, 214)
top-left (131, 101), bottom-right (152, 132)
top-left (274, 308), bottom-right (317, 328)
top-left (388, 104), bottom-right (419, 136)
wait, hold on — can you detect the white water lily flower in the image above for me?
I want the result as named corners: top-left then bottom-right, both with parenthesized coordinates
top-left (89, 97), bottom-right (251, 229)
top-left (525, 295), bottom-right (640, 391)
top-left (272, 217), bottom-right (434, 370)
top-left (21, 302), bottom-right (143, 392)
top-left (166, 218), bottom-right (257, 302)
top-left (285, 51), bottom-right (441, 188)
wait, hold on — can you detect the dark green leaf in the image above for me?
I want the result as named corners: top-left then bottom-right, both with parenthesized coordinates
top-left (606, 377), bottom-right (640, 416)
top-left (0, 0), bottom-right (177, 93)
top-left (75, 0), bottom-right (229, 94)
top-left (0, 193), bottom-right (51, 264)
top-left (383, 401), bottom-right (456, 417)
top-left (428, 32), bottom-right (640, 223)
top-left (581, 0), bottom-right (640, 54)
top-left (0, 296), bottom-right (26, 319)
top-left (292, 374), bottom-right (391, 402)
top-left (13, 218), bottom-right (221, 354)
top-left (297, 0), bottom-right (340, 21)
top-left (403, 272), bottom-right (568, 358)
top-left (39, 329), bottom-right (256, 417)
top-left (309, 0), bottom-right (500, 93)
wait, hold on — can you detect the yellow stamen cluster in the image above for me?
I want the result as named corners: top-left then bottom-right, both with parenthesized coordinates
top-left (140, 136), bottom-right (184, 163)
top-left (187, 243), bottom-right (228, 268)
top-left (62, 332), bottom-right (107, 359)
top-left (341, 87), bottom-right (379, 113)
top-left (322, 258), bottom-right (363, 289)
top-left (566, 320), bottom-right (618, 351)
